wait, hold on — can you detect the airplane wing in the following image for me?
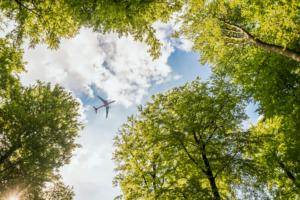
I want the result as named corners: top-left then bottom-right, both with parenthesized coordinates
top-left (106, 106), bottom-right (109, 118)
top-left (98, 96), bottom-right (108, 104)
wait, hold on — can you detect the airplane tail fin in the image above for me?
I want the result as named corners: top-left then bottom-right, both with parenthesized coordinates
top-left (93, 106), bottom-right (97, 114)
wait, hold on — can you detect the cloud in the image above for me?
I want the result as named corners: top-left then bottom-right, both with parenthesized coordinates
top-left (85, 153), bottom-right (103, 169)
top-left (76, 98), bottom-right (89, 124)
top-left (173, 75), bottom-right (182, 80)
top-left (68, 148), bottom-right (89, 171)
top-left (65, 144), bottom-right (113, 172)
top-left (20, 24), bottom-right (178, 107)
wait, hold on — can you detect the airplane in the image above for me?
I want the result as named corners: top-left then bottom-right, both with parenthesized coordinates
top-left (93, 96), bottom-right (115, 118)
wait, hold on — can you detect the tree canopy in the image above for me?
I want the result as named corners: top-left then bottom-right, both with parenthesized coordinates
top-left (1, 0), bottom-right (300, 198)
top-left (0, 36), bottom-right (26, 99)
top-left (248, 116), bottom-right (300, 199)
top-left (0, 0), bottom-right (183, 59)
top-left (171, 0), bottom-right (300, 61)
top-left (0, 81), bottom-right (83, 199)
top-left (113, 78), bottom-right (300, 199)
top-left (113, 78), bottom-right (270, 199)
top-left (171, 0), bottom-right (300, 152)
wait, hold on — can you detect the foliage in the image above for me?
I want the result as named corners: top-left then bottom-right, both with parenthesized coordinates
top-left (0, 0), bottom-right (183, 59)
top-left (73, 0), bottom-right (183, 60)
top-left (41, 181), bottom-right (75, 200)
top-left (173, 0), bottom-right (300, 62)
top-left (173, 0), bottom-right (300, 126)
top-left (113, 78), bottom-right (267, 199)
top-left (248, 117), bottom-right (300, 199)
top-left (0, 0), bottom-right (80, 49)
top-left (212, 50), bottom-right (300, 122)
top-left (1, 180), bottom-right (74, 200)
top-left (0, 81), bottom-right (83, 198)
top-left (0, 36), bottom-right (26, 99)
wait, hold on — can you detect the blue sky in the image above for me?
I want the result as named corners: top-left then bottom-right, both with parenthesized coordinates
top-left (17, 22), bottom-right (259, 199)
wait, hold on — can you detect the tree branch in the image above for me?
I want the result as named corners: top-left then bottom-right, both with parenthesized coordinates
top-left (178, 139), bottom-right (207, 175)
top-left (205, 125), bottom-right (219, 145)
top-left (220, 28), bottom-right (242, 34)
top-left (214, 145), bottom-right (245, 178)
top-left (217, 18), bottom-right (248, 35)
top-left (223, 36), bottom-right (248, 41)
top-left (202, 103), bottom-right (225, 134)
top-left (273, 152), bottom-right (296, 183)
top-left (217, 18), bottom-right (300, 62)
top-left (0, 138), bottom-right (22, 165)
top-left (247, 51), bottom-right (271, 97)
top-left (14, 0), bottom-right (41, 17)
top-left (224, 41), bottom-right (250, 46)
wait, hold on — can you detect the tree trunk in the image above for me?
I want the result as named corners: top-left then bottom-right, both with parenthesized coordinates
top-left (202, 150), bottom-right (221, 199)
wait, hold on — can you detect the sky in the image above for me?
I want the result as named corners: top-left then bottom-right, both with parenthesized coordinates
top-left (16, 21), bottom-right (259, 199)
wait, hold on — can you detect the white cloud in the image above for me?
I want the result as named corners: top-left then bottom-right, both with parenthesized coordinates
top-left (68, 148), bottom-right (89, 171)
top-left (173, 75), bottom-right (182, 80)
top-left (76, 98), bottom-right (89, 124)
top-left (20, 25), bottom-right (177, 107)
top-left (66, 144), bottom-right (114, 172)
top-left (85, 153), bottom-right (103, 169)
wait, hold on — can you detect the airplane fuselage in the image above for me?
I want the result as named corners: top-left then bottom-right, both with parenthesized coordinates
top-left (104, 101), bottom-right (115, 106)
top-left (95, 101), bottom-right (115, 110)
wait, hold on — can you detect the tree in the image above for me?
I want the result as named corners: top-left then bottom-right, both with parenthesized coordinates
top-left (2, 180), bottom-right (75, 200)
top-left (248, 116), bottom-right (300, 199)
top-left (1, 0), bottom-right (80, 49)
top-left (210, 49), bottom-right (300, 124)
top-left (41, 181), bottom-right (75, 200)
top-left (113, 78), bottom-right (264, 199)
top-left (72, 0), bottom-right (183, 60)
top-left (172, 0), bottom-right (300, 126)
top-left (172, 0), bottom-right (300, 62)
top-left (0, 0), bottom-right (183, 59)
top-left (0, 81), bottom-right (83, 198)
top-left (0, 36), bottom-right (26, 98)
